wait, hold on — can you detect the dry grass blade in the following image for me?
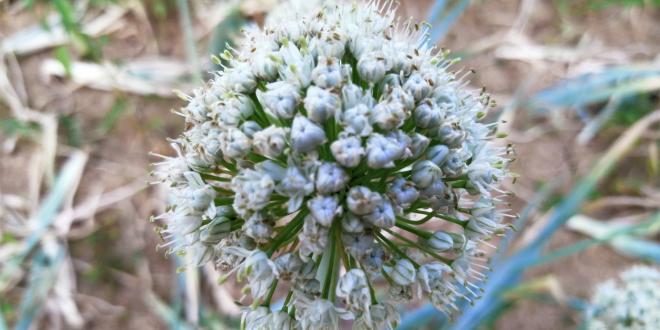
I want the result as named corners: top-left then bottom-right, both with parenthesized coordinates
top-left (40, 58), bottom-right (195, 97)
top-left (0, 6), bottom-right (127, 56)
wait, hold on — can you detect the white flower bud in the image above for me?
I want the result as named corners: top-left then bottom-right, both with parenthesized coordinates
top-left (403, 73), bottom-right (432, 101)
top-left (216, 98), bottom-right (251, 127)
top-left (467, 163), bottom-right (496, 195)
top-left (252, 49), bottom-right (280, 81)
top-left (386, 86), bottom-right (415, 111)
top-left (357, 301), bottom-right (400, 330)
top-left (168, 208), bottom-right (203, 235)
top-left (275, 252), bottom-right (303, 281)
top-left (417, 262), bottom-right (451, 293)
top-left (409, 133), bottom-right (430, 158)
top-left (347, 186), bottom-right (381, 216)
top-left (183, 89), bottom-right (209, 122)
top-left (341, 213), bottom-right (365, 233)
top-left (199, 216), bottom-right (232, 245)
top-left (387, 178), bottom-right (419, 208)
top-left (379, 73), bottom-right (402, 90)
top-left (384, 258), bottom-right (416, 286)
top-left (336, 269), bottom-right (371, 314)
top-left (383, 284), bottom-right (412, 303)
top-left (239, 250), bottom-right (278, 300)
top-left (257, 81), bottom-right (301, 119)
top-left (441, 150), bottom-right (468, 177)
top-left (276, 165), bottom-right (315, 212)
top-left (386, 130), bottom-right (413, 159)
top-left (330, 136), bottom-right (365, 168)
top-left (244, 212), bottom-right (274, 243)
top-left (252, 125), bottom-right (288, 158)
top-left (312, 56), bottom-right (343, 88)
top-left (358, 52), bottom-right (389, 83)
top-left (341, 83), bottom-right (374, 110)
top-left (427, 145), bottom-right (450, 166)
top-left (363, 197), bottom-right (395, 228)
top-left (343, 232), bottom-right (375, 259)
top-left (299, 216), bottom-right (329, 261)
top-left (411, 160), bottom-right (443, 189)
top-left (427, 231), bottom-right (454, 252)
top-left (361, 244), bottom-right (386, 273)
top-left (220, 127), bottom-right (251, 159)
top-left (269, 311), bottom-right (297, 329)
top-left (304, 86), bottom-right (341, 123)
top-left (313, 30), bottom-right (346, 58)
top-left (232, 169), bottom-right (275, 215)
top-left (432, 87), bottom-right (459, 113)
top-left (298, 299), bottom-right (341, 330)
top-left (224, 62), bottom-right (257, 93)
top-left (420, 179), bottom-right (447, 198)
top-left (180, 172), bottom-right (216, 211)
top-left (414, 99), bottom-right (443, 129)
top-left (366, 133), bottom-right (405, 169)
top-left (291, 115), bottom-right (327, 153)
top-left (242, 306), bottom-right (270, 330)
top-left (307, 195), bottom-right (342, 227)
top-left (279, 42), bottom-right (314, 87)
top-left (371, 101), bottom-right (406, 131)
top-left (316, 162), bottom-right (349, 194)
top-left (240, 120), bottom-right (262, 138)
top-left (436, 121), bottom-right (466, 148)
top-left (342, 104), bottom-right (373, 136)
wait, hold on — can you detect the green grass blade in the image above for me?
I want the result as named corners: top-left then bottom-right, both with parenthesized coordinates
top-left (96, 96), bottom-right (127, 136)
top-left (450, 110), bottom-right (660, 330)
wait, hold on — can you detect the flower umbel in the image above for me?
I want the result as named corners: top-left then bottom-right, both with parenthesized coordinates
top-left (153, 1), bottom-right (513, 329)
top-left (586, 265), bottom-right (660, 330)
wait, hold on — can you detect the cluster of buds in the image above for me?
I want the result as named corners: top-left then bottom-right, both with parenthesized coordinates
top-left (153, 1), bottom-right (512, 329)
top-left (586, 265), bottom-right (660, 330)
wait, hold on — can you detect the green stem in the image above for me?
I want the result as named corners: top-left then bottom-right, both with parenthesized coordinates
top-left (214, 197), bottom-right (234, 206)
top-left (375, 232), bottom-right (420, 268)
top-left (281, 290), bottom-right (294, 311)
top-left (396, 213), bottom-right (434, 225)
top-left (383, 228), bottom-right (452, 265)
top-left (200, 173), bottom-right (229, 182)
top-left (263, 279), bottom-right (278, 306)
top-left (267, 210), bottom-right (307, 256)
top-left (409, 209), bottom-right (468, 227)
top-left (394, 220), bottom-right (432, 239)
top-left (321, 223), bottom-right (337, 299)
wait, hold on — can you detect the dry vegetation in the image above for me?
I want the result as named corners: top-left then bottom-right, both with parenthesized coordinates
top-left (1, 0), bottom-right (659, 329)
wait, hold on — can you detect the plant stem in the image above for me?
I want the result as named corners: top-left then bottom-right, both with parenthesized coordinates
top-left (383, 228), bottom-right (452, 265)
top-left (263, 279), bottom-right (278, 306)
top-left (394, 220), bottom-right (432, 239)
top-left (376, 232), bottom-right (420, 268)
top-left (410, 209), bottom-right (468, 227)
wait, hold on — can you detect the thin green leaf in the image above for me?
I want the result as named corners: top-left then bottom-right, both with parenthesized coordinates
top-left (529, 65), bottom-right (660, 114)
top-left (427, 0), bottom-right (470, 45)
top-left (450, 110), bottom-right (660, 330)
top-left (208, 6), bottom-right (245, 71)
top-left (0, 119), bottom-right (40, 137)
top-left (96, 96), bottom-right (127, 136)
top-left (54, 46), bottom-right (73, 78)
top-left (58, 114), bottom-right (82, 147)
top-left (176, 0), bottom-right (202, 82)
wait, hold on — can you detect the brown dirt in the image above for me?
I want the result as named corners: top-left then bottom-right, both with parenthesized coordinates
top-left (1, 0), bottom-right (659, 329)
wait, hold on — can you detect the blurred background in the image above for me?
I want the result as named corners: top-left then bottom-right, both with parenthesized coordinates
top-left (0, 0), bottom-right (659, 329)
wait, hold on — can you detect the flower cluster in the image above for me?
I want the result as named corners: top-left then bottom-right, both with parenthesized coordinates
top-left (586, 265), bottom-right (660, 330)
top-left (153, 1), bottom-right (512, 329)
